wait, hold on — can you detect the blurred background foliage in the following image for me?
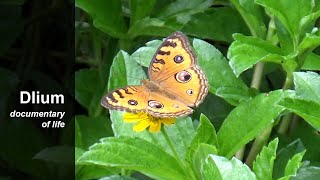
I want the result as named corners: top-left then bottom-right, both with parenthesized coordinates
top-left (0, 0), bottom-right (74, 179)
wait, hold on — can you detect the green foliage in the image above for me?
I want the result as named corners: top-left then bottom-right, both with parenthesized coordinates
top-left (201, 155), bottom-right (256, 180)
top-left (253, 138), bottom-right (278, 180)
top-left (79, 137), bottom-right (187, 180)
top-left (278, 150), bottom-right (306, 180)
top-left (75, 0), bottom-right (320, 179)
top-left (193, 38), bottom-right (251, 105)
top-left (228, 34), bottom-right (284, 76)
top-left (279, 72), bottom-right (320, 130)
top-left (217, 90), bottom-right (292, 158)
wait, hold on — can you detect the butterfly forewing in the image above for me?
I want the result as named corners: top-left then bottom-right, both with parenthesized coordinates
top-left (148, 32), bottom-right (196, 82)
top-left (101, 86), bottom-right (149, 113)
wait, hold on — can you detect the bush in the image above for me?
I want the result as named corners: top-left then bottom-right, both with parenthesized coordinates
top-left (75, 0), bottom-right (320, 179)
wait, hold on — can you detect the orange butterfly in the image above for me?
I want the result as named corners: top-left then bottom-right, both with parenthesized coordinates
top-left (101, 32), bottom-right (208, 118)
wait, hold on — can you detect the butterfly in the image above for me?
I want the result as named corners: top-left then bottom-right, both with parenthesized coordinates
top-left (101, 31), bottom-right (208, 118)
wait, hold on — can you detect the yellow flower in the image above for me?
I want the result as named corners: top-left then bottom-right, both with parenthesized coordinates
top-left (123, 112), bottom-right (175, 133)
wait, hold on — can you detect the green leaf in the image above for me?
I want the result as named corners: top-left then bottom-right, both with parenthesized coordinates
top-left (129, 0), bottom-right (156, 23)
top-left (107, 50), bottom-right (146, 91)
top-left (297, 33), bottom-right (320, 66)
top-left (193, 38), bottom-right (250, 105)
top-left (253, 138), bottom-right (279, 180)
top-left (157, 0), bottom-right (213, 18)
top-left (256, 0), bottom-right (314, 48)
top-left (215, 86), bottom-right (258, 106)
top-left (187, 114), bottom-right (218, 179)
top-left (78, 137), bottom-right (186, 180)
top-left (278, 98), bottom-right (320, 130)
top-left (75, 0), bottom-right (127, 38)
top-left (298, 32), bottom-right (320, 53)
top-left (299, 11), bottom-right (320, 42)
top-left (301, 53), bottom-right (320, 70)
top-left (75, 115), bottom-right (113, 149)
top-left (201, 155), bottom-right (256, 180)
top-left (76, 166), bottom-right (118, 180)
top-left (278, 150), bottom-right (306, 180)
top-left (285, 120), bottom-right (320, 166)
top-left (201, 155), bottom-right (223, 180)
top-left (182, 7), bottom-right (250, 43)
top-left (188, 114), bottom-right (218, 156)
top-left (229, 0), bottom-right (266, 38)
top-left (75, 147), bottom-right (85, 162)
top-left (274, 17), bottom-right (295, 54)
top-left (131, 40), bottom-right (162, 67)
top-left (192, 143), bottom-right (218, 179)
top-left (293, 72), bottom-right (320, 103)
top-left (228, 33), bottom-right (283, 76)
top-left (76, 148), bottom-right (118, 180)
top-left (217, 90), bottom-right (293, 158)
top-left (75, 68), bottom-right (105, 116)
top-left (163, 117), bottom-right (196, 160)
top-left (110, 110), bottom-right (195, 160)
top-left (33, 146), bottom-right (73, 164)
top-left (274, 139), bottom-right (305, 179)
top-left (127, 17), bottom-right (175, 38)
top-left (292, 165), bottom-right (320, 180)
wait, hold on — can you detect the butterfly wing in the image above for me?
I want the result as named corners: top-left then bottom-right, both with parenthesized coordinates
top-left (101, 85), bottom-right (193, 117)
top-left (159, 66), bottom-right (208, 107)
top-left (148, 31), bottom-right (196, 81)
top-left (102, 31), bottom-right (208, 118)
top-left (146, 91), bottom-right (193, 118)
top-left (101, 86), bottom-right (149, 113)
top-left (148, 31), bottom-right (208, 107)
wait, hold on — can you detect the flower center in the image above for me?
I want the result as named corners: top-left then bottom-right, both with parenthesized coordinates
top-left (147, 114), bottom-right (161, 123)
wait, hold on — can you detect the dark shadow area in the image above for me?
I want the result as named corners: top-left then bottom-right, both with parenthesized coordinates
top-left (0, 1), bottom-right (75, 179)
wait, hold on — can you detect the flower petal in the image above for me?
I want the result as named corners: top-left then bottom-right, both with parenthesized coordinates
top-left (133, 119), bottom-right (151, 132)
top-left (123, 112), bottom-right (148, 123)
top-left (161, 118), bottom-right (176, 125)
top-left (148, 121), bottom-right (161, 133)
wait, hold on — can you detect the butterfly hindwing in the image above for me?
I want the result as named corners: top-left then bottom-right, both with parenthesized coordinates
top-left (146, 91), bottom-right (193, 118)
top-left (101, 85), bottom-right (193, 118)
top-left (159, 66), bottom-right (208, 107)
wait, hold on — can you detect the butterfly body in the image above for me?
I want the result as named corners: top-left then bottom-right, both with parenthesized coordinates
top-left (102, 32), bottom-right (208, 118)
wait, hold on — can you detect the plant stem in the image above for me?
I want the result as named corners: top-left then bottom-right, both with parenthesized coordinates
top-left (251, 62), bottom-right (265, 89)
top-left (161, 127), bottom-right (196, 180)
top-left (282, 73), bottom-right (294, 90)
top-left (161, 127), bottom-right (184, 166)
top-left (245, 68), bottom-right (295, 166)
top-left (245, 123), bottom-right (273, 167)
top-left (235, 62), bottom-right (265, 160)
top-left (277, 72), bottom-right (294, 135)
top-left (235, 147), bottom-right (245, 160)
top-left (278, 113), bottom-right (293, 135)
top-left (242, 63), bottom-right (270, 166)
